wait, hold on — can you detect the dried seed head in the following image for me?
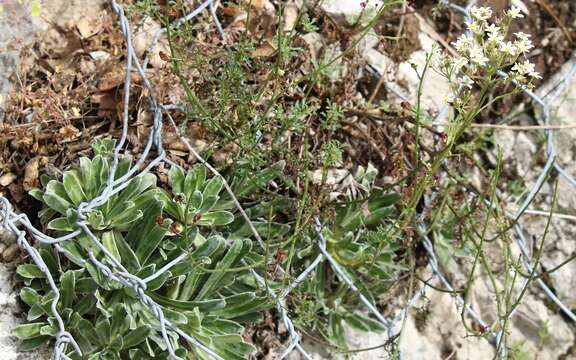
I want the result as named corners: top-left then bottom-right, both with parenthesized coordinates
top-left (174, 193), bottom-right (186, 203)
top-left (171, 222), bottom-right (184, 234)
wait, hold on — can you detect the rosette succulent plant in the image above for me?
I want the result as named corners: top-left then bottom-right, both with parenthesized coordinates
top-left (29, 139), bottom-right (157, 233)
top-left (15, 139), bottom-right (286, 359)
top-left (158, 165), bottom-right (234, 228)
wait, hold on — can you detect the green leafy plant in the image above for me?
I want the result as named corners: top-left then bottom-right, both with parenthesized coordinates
top-left (157, 165), bottom-right (234, 228)
top-left (15, 139), bottom-right (288, 359)
top-left (292, 165), bottom-right (401, 350)
top-left (29, 139), bottom-right (157, 232)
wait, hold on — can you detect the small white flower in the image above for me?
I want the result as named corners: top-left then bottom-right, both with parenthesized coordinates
top-left (485, 23), bottom-right (500, 36)
top-left (499, 41), bottom-right (516, 56)
top-left (458, 75), bottom-right (474, 89)
top-left (488, 32), bottom-right (504, 44)
top-left (516, 60), bottom-right (541, 79)
top-left (467, 21), bottom-right (483, 34)
top-left (514, 38), bottom-right (534, 54)
top-left (453, 57), bottom-right (468, 69)
top-left (485, 23), bottom-right (503, 43)
top-left (453, 33), bottom-right (474, 54)
top-left (512, 60), bottom-right (540, 79)
top-left (470, 6), bottom-right (492, 21)
top-left (469, 46), bottom-right (489, 66)
top-left (530, 70), bottom-right (542, 79)
top-left (442, 94), bottom-right (455, 104)
top-left (514, 32), bottom-right (531, 42)
top-left (507, 6), bottom-right (524, 19)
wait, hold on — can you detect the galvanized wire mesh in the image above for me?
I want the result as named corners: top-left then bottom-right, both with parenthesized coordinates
top-left (0, 0), bottom-right (574, 359)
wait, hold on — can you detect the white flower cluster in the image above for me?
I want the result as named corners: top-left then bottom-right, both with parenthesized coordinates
top-left (435, 6), bottom-right (540, 106)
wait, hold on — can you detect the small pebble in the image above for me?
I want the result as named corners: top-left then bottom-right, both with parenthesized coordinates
top-left (0, 229), bottom-right (17, 245)
top-left (2, 243), bottom-right (19, 262)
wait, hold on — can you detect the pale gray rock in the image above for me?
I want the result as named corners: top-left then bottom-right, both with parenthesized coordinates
top-left (319, 0), bottom-right (384, 27)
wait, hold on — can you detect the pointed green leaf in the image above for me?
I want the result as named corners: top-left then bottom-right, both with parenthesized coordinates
top-left (18, 335), bottom-right (51, 351)
top-left (95, 319), bottom-right (111, 346)
top-left (155, 189), bottom-right (180, 221)
top-left (199, 195), bottom-right (219, 212)
top-left (169, 236), bottom-right (225, 277)
top-left (111, 209), bottom-right (143, 230)
top-left (368, 192), bottom-right (400, 210)
top-left (63, 169), bottom-right (86, 205)
top-left (192, 165), bottom-right (207, 193)
top-left (39, 247), bottom-right (59, 277)
top-left (99, 156), bottom-right (110, 193)
top-left (108, 200), bottom-right (136, 219)
top-left (27, 305), bottom-right (45, 321)
top-left (110, 304), bottom-right (130, 339)
top-left (47, 217), bottom-right (74, 232)
top-left (122, 326), bottom-right (151, 349)
top-left (131, 200), bottom-right (171, 264)
top-left (111, 173), bottom-right (157, 214)
top-left (126, 199), bottom-right (162, 246)
top-left (17, 264), bottom-right (45, 279)
top-left (102, 231), bottom-right (121, 263)
top-left (195, 239), bottom-right (244, 300)
top-left (163, 307), bottom-right (188, 325)
top-left (59, 270), bottom-right (76, 309)
top-left (40, 324), bottom-right (58, 336)
top-left (183, 167), bottom-right (199, 200)
top-left (42, 193), bottom-right (73, 215)
top-left (79, 157), bottom-right (94, 197)
top-left (28, 189), bottom-right (44, 201)
top-left (190, 190), bottom-right (203, 210)
top-left (20, 287), bottom-right (40, 307)
top-left (169, 166), bottom-right (186, 195)
top-left (148, 292), bottom-right (225, 312)
top-left (115, 157), bottom-right (132, 180)
top-left (46, 180), bottom-right (70, 200)
top-left (197, 211), bottom-right (234, 226)
top-left (113, 231), bottom-right (140, 272)
top-left (90, 155), bottom-right (105, 195)
top-left (212, 293), bottom-right (270, 319)
top-left (13, 323), bottom-right (43, 339)
top-left (145, 270), bottom-right (172, 292)
top-left (75, 294), bottom-right (97, 316)
top-left (203, 317), bottom-right (244, 335)
top-left (203, 176), bottom-right (224, 199)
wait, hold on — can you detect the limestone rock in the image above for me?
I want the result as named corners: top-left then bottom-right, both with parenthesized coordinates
top-left (319, 0), bottom-right (384, 27)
